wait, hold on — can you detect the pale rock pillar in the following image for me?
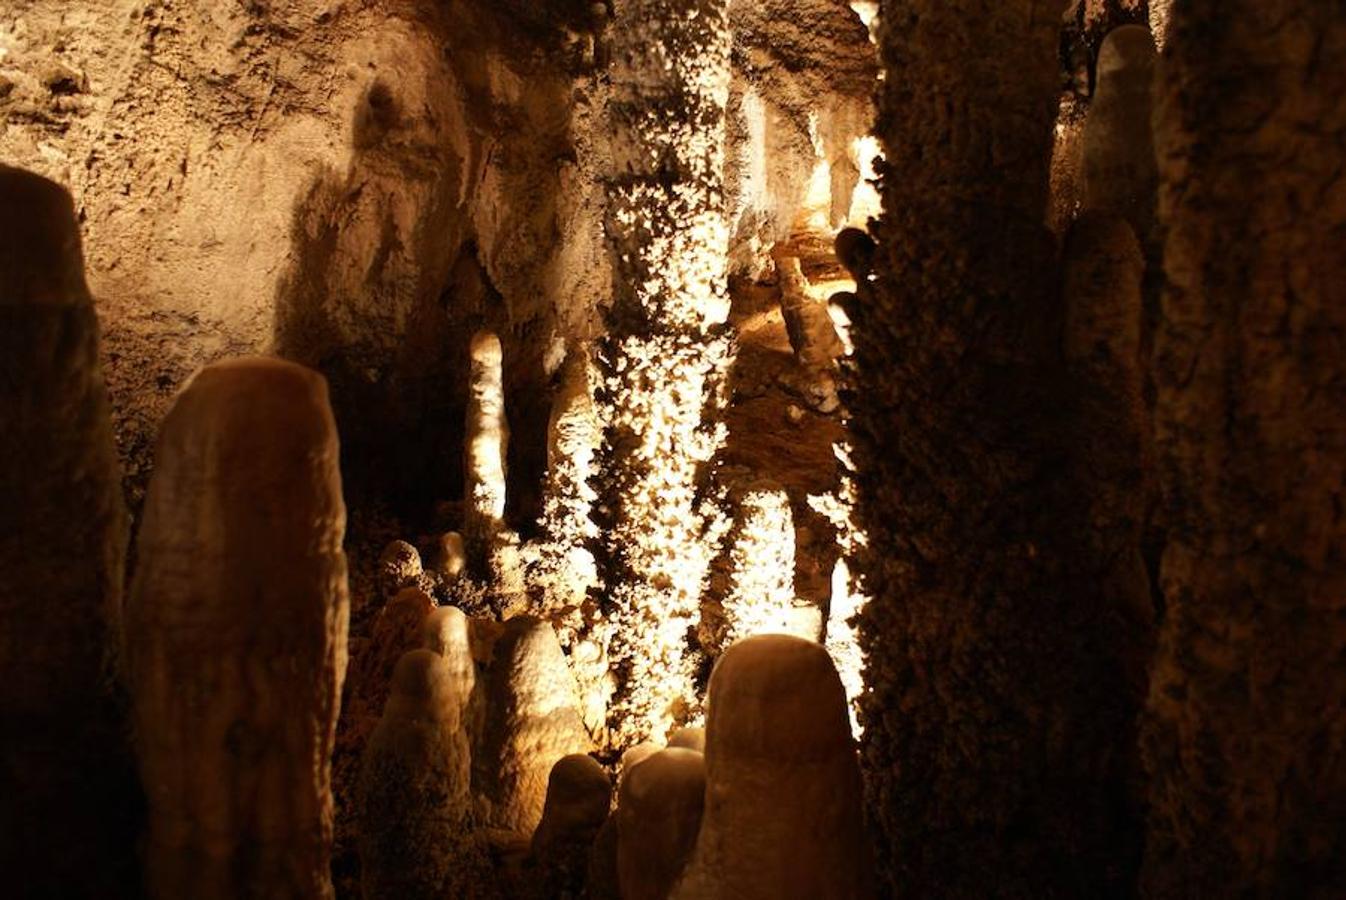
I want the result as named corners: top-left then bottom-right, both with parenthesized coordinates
top-left (125, 356), bottom-right (349, 900)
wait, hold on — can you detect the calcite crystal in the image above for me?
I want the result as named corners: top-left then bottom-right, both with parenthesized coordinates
top-left (125, 356), bottom-right (349, 900)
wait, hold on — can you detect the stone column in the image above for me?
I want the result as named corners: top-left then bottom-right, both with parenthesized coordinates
top-left (1142, 2), bottom-right (1346, 894)
top-left (0, 165), bottom-right (138, 896)
top-left (596, 0), bottom-right (736, 745)
top-left (851, 1), bottom-right (1143, 894)
top-left (125, 357), bottom-right (349, 900)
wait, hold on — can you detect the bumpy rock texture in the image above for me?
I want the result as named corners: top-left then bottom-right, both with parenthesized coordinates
top-left (125, 357), bottom-right (349, 900)
top-left (1142, 2), bottom-right (1346, 895)
top-left (0, 165), bottom-right (138, 897)
top-left (595, 0), bottom-right (736, 745)
top-left (853, 1), bottom-right (1145, 896)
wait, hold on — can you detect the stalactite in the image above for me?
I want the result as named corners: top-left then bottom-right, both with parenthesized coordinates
top-left (851, 1), bottom-right (1144, 895)
top-left (125, 357), bottom-right (349, 900)
top-left (596, 0), bottom-right (736, 746)
top-left (1142, 1), bottom-right (1346, 894)
top-left (0, 165), bottom-right (138, 897)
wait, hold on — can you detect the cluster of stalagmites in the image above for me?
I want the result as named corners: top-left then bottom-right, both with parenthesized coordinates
top-left (0, 164), bottom-right (871, 898)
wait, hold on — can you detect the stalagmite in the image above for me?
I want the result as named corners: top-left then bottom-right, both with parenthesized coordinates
top-left (1143, 1), bottom-right (1346, 894)
top-left (346, 587), bottom-right (438, 746)
top-left (378, 539), bottom-right (428, 599)
top-left (597, 0), bottom-right (736, 745)
top-left (422, 604), bottom-right (475, 681)
top-left (0, 165), bottom-right (137, 896)
top-left (851, 1), bottom-right (1142, 893)
top-left (358, 649), bottom-right (483, 900)
top-left (1082, 25), bottom-right (1158, 243)
top-left (530, 346), bottom-right (601, 634)
top-left (465, 329), bottom-right (509, 547)
top-left (474, 616), bottom-right (592, 834)
top-left (618, 749), bottom-right (707, 900)
top-left (720, 487), bottom-right (819, 647)
top-left (531, 753), bottom-right (612, 898)
top-left (673, 635), bottom-right (873, 900)
top-left (776, 256), bottom-right (844, 370)
top-left (125, 356), bottom-right (349, 900)
top-left (668, 727), bottom-right (706, 753)
top-left (431, 531), bottom-right (468, 584)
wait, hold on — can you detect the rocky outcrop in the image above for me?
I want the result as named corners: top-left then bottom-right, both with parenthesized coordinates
top-left (124, 357), bottom-right (349, 900)
top-left (1142, 1), bottom-right (1346, 894)
top-left (0, 164), bottom-right (138, 897)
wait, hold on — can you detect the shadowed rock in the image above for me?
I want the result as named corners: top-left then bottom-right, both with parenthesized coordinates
top-left (619, 749), bottom-right (707, 900)
top-left (0, 164), bottom-right (138, 896)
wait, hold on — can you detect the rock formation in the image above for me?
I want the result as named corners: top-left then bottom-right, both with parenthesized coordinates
top-left (1082, 25), bottom-right (1158, 244)
top-left (531, 753), bottom-right (613, 899)
top-left (596, 0), bottom-right (737, 745)
top-left (673, 635), bottom-right (872, 899)
top-left (473, 616), bottom-right (592, 834)
top-left (0, 164), bottom-right (138, 897)
top-left (1142, 1), bottom-right (1346, 894)
top-left (358, 649), bottom-right (483, 900)
top-left (851, 1), bottom-right (1144, 894)
top-left (618, 749), bottom-right (708, 900)
top-left (719, 486), bottom-right (820, 647)
top-left (465, 330), bottom-right (509, 546)
top-left (124, 356), bottom-right (349, 900)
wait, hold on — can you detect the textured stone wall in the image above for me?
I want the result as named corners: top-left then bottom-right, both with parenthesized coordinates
top-left (1142, 1), bottom-right (1346, 894)
top-left (853, 1), bottom-right (1144, 895)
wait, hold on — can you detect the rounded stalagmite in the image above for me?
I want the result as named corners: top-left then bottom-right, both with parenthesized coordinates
top-left (618, 748), bottom-right (707, 900)
top-left (0, 164), bottom-right (137, 896)
top-left (673, 635), bottom-right (874, 900)
top-left (474, 615), bottom-right (592, 834)
top-left (531, 753), bottom-right (613, 897)
top-left (125, 356), bottom-right (350, 900)
top-left (358, 648), bottom-right (484, 900)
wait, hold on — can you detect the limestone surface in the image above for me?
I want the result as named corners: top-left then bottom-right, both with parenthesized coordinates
top-left (124, 356), bottom-right (349, 900)
top-left (673, 635), bottom-right (873, 900)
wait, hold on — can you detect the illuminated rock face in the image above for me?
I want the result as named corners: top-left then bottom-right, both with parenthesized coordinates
top-left (618, 749), bottom-right (707, 900)
top-left (125, 357), bottom-right (349, 900)
top-left (597, 0), bottom-right (736, 745)
top-left (358, 649), bottom-right (481, 900)
top-left (1143, 1), bottom-right (1346, 894)
top-left (0, 165), bottom-right (137, 896)
top-left (853, 1), bottom-right (1146, 894)
top-left (473, 616), bottom-right (592, 834)
top-left (673, 635), bottom-right (873, 900)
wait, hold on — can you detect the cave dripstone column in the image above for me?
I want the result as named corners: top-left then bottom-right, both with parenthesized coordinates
top-left (125, 357), bottom-right (349, 900)
top-left (596, 0), bottom-right (736, 745)
top-left (0, 165), bottom-right (138, 897)
top-left (1142, 2), bottom-right (1346, 894)
top-left (852, 1), bottom-right (1143, 895)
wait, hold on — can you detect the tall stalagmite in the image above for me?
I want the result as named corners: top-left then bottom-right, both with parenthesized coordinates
top-left (0, 165), bottom-right (138, 897)
top-left (1143, 2), bottom-right (1346, 895)
top-left (596, 0), bottom-right (735, 744)
top-left (125, 357), bottom-right (349, 900)
top-left (852, 2), bottom-right (1142, 895)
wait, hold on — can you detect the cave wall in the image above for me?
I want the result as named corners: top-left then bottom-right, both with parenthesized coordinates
top-left (1, 0), bottom-right (871, 528)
